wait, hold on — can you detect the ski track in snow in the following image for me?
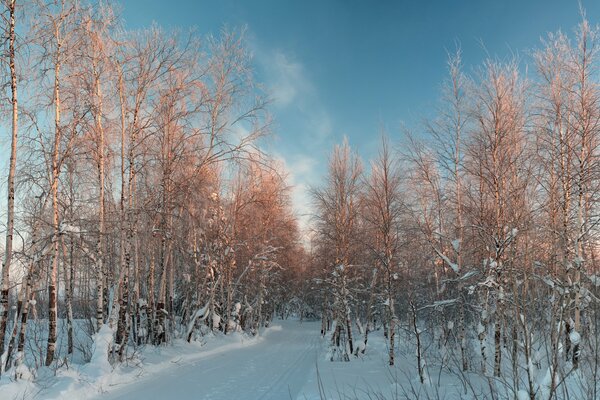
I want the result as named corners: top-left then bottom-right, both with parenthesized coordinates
top-left (94, 320), bottom-right (320, 400)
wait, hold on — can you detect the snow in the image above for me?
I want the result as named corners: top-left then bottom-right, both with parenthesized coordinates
top-left (212, 313), bottom-right (221, 329)
top-left (59, 222), bottom-right (81, 234)
top-left (39, 325), bottom-right (116, 400)
top-left (1, 318), bottom-right (593, 400)
top-left (459, 270), bottom-right (478, 281)
top-left (14, 353), bottom-right (32, 380)
top-left (419, 298), bottom-right (458, 311)
top-left (185, 303), bottom-right (209, 339)
top-left (91, 321), bottom-right (316, 400)
top-left (542, 276), bottom-right (555, 288)
top-left (84, 324), bottom-right (114, 379)
top-left (451, 239), bottom-right (461, 253)
top-left (433, 298), bottom-right (457, 307)
top-left (477, 322), bottom-right (485, 335)
top-left (353, 340), bottom-right (366, 355)
top-left (480, 275), bottom-right (497, 288)
top-left (434, 248), bottom-right (459, 274)
top-left (570, 329), bottom-right (581, 346)
top-left (3, 322), bottom-right (272, 400)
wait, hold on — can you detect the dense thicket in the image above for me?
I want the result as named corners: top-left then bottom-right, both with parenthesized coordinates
top-left (0, 0), bottom-right (303, 374)
top-left (306, 19), bottom-right (600, 399)
top-left (3, 1), bottom-right (600, 398)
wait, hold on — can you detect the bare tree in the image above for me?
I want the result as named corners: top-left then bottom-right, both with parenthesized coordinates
top-left (313, 138), bottom-right (362, 361)
top-left (426, 50), bottom-right (471, 371)
top-left (0, 0), bottom-right (18, 374)
top-left (466, 58), bottom-right (530, 377)
top-left (362, 135), bottom-right (403, 365)
top-left (31, 0), bottom-right (84, 367)
top-left (79, 5), bottom-right (114, 333)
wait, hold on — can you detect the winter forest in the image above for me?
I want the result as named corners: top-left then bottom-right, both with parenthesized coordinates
top-left (2, 1), bottom-right (600, 399)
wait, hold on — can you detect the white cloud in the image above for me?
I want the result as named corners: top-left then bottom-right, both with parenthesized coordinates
top-left (250, 40), bottom-right (334, 242)
top-left (273, 152), bottom-right (318, 242)
top-left (306, 107), bottom-right (333, 142)
top-left (265, 51), bottom-right (313, 108)
top-left (254, 46), bottom-right (331, 142)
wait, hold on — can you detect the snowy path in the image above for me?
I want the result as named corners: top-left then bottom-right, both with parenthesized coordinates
top-left (95, 321), bottom-right (321, 400)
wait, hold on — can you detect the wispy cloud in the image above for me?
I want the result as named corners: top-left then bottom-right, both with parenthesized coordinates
top-left (304, 106), bottom-right (333, 142)
top-left (253, 45), bottom-right (332, 143)
top-left (250, 41), bottom-right (334, 241)
top-left (273, 153), bottom-right (319, 239)
top-left (264, 51), bottom-right (313, 108)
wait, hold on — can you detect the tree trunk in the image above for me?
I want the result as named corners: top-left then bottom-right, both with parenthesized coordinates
top-left (116, 276), bottom-right (129, 360)
top-left (0, 0), bottom-right (18, 372)
top-left (95, 63), bottom-right (106, 333)
top-left (388, 295), bottom-right (395, 366)
top-left (62, 238), bottom-right (74, 355)
top-left (4, 289), bottom-right (22, 372)
top-left (147, 252), bottom-right (155, 343)
top-left (46, 33), bottom-right (62, 366)
top-left (362, 268), bottom-right (378, 353)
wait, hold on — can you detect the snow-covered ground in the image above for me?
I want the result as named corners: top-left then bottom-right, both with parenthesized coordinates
top-left (3, 320), bottom-right (325, 400)
top-left (4, 319), bottom-right (589, 400)
top-left (2, 320), bottom-right (407, 400)
top-left (1, 322), bottom-right (287, 400)
top-left (82, 321), bottom-right (450, 400)
top-left (92, 321), bottom-right (320, 400)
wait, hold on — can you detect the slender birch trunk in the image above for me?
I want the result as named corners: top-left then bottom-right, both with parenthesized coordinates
top-left (3, 286), bottom-right (22, 372)
top-left (94, 63), bottom-right (106, 332)
top-left (147, 252), bottom-right (155, 343)
top-left (61, 237), bottom-right (74, 355)
top-left (362, 267), bottom-right (378, 352)
top-left (45, 21), bottom-right (63, 367)
top-left (0, 0), bottom-right (18, 369)
top-left (388, 293), bottom-right (395, 366)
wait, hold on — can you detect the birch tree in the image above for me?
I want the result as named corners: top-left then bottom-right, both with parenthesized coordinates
top-left (362, 135), bottom-right (403, 365)
top-left (466, 58), bottom-right (529, 377)
top-left (34, 0), bottom-right (82, 367)
top-left (313, 138), bottom-right (362, 361)
top-left (0, 0), bottom-right (18, 373)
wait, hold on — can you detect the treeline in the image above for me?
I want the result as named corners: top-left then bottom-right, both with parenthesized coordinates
top-left (3, 1), bottom-right (600, 398)
top-left (306, 19), bottom-right (600, 398)
top-left (0, 0), bottom-right (304, 375)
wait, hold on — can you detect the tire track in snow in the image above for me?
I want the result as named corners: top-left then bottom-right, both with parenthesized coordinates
top-left (95, 320), bottom-right (321, 400)
top-left (256, 329), bottom-right (319, 399)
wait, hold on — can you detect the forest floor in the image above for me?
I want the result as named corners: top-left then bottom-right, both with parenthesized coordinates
top-left (3, 319), bottom-right (514, 400)
top-left (85, 320), bottom-right (458, 400)
top-left (92, 320), bottom-right (321, 400)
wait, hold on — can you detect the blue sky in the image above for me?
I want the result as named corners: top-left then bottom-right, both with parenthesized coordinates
top-left (2, 0), bottom-right (600, 233)
top-left (119, 0), bottom-right (600, 231)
